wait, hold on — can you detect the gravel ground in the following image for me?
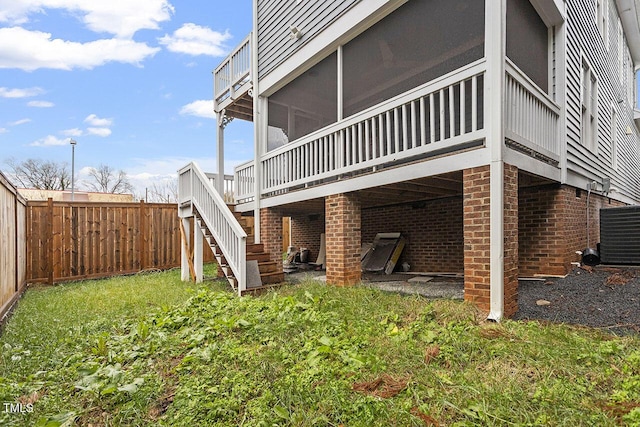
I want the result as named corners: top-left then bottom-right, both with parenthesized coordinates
top-left (288, 266), bottom-right (640, 335)
top-left (514, 266), bottom-right (640, 335)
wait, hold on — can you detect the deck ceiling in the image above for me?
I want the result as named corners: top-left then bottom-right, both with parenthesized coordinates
top-left (272, 170), bottom-right (554, 216)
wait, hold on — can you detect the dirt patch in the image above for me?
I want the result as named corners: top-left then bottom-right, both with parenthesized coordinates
top-left (352, 374), bottom-right (409, 398)
top-left (604, 269), bottom-right (636, 286)
top-left (410, 407), bottom-right (440, 426)
top-left (149, 388), bottom-right (176, 420)
top-left (424, 345), bottom-right (440, 364)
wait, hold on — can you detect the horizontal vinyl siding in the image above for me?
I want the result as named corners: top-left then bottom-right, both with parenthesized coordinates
top-left (565, 0), bottom-right (640, 201)
top-left (257, 0), bottom-right (358, 79)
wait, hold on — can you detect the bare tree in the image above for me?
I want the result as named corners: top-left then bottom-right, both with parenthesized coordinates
top-left (5, 157), bottom-right (71, 190)
top-left (147, 179), bottom-right (178, 203)
top-left (84, 164), bottom-right (134, 194)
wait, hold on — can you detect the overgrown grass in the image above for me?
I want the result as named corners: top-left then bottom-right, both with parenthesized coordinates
top-left (1, 270), bottom-right (639, 426)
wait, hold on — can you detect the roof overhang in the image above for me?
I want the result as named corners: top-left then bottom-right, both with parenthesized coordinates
top-left (616, 0), bottom-right (640, 67)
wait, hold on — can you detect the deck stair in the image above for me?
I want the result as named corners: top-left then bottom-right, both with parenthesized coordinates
top-left (178, 162), bottom-right (283, 295)
top-left (194, 207), bottom-right (284, 292)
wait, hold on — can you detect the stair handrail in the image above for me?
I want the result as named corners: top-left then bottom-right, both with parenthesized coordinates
top-left (178, 162), bottom-right (247, 294)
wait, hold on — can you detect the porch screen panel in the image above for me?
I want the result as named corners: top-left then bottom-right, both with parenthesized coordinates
top-left (506, 0), bottom-right (548, 92)
top-left (343, 0), bottom-right (485, 118)
top-left (267, 53), bottom-right (337, 151)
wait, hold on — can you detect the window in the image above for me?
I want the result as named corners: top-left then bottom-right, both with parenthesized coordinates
top-left (618, 21), bottom-right (624, 83)
top-left (581, 58), bottom-right (598, 152)
top-left (611, 105), bottom-right (618, 169)
top-left (596, 0), bottom-right (608, 43)
top-left (506, 0), bottom-right (549, 92)
top-left (625, 51), bottom-right (635, 105)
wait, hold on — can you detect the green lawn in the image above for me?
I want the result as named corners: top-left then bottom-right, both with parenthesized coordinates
top-left (0, 268), bottom-right (639, 426)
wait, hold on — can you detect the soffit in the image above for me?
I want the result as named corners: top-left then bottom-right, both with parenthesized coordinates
top-left (616, 0), bottom-right (640, 66)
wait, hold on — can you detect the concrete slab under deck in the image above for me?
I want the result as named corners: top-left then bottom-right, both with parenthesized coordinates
top-left (286, 270), bottom-right (464, 300)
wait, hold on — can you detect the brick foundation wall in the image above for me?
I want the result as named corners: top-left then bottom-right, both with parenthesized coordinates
top-left (562, 186), bottom-right (624, 268)
top-left (290, 214), bottom-right (325, 261)
top-left (519, 184), bottom-right (625, 277)
top-left (325, 193), bottom-right (361, 286)
top-left (260, 208), bottom-right (283, 264)
top-left (361, 198), bottom-right (463, 273)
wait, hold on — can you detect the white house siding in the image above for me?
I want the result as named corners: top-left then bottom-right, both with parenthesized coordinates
top-left (257, 0), bottom-right (358, 79)
top-left (565, 0), bottom-right (640, 201)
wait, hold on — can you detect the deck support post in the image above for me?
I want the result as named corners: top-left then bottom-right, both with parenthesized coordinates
top-left (216, 111), bottom-right (225, 196)
top-left (325, 193), bottom-right (361, 286)
top-left (180, 217), bottom-right (192, 282)
top-left (260, 207), bottom-right (283, 264)
top-left (194, 219), bottom-right (203, 283)
top-left (252, 1), bottom-right (262, 244)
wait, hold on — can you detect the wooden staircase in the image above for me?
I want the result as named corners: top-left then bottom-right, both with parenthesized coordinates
top-left (194, 207), bottom-right (284, 293)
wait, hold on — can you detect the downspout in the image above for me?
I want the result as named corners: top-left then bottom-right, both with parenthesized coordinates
top-left (487, 0), bottom-right (507, 321)
top-left (252, 0), bottom-right (261, 244)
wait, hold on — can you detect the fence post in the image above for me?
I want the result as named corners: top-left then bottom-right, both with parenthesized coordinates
top-left (139, 200), bottom-right (147, 270)
top-left (25, 202), bottom-right (31, 283)
top-left (14, 195), bottom-right (18, 292)
top-left (47, 197), bottom-right (54, 285)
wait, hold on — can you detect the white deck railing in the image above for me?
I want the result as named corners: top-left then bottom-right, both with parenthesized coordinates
top-left (233, 59), bottom-right (562, 202)
top-left (259, 62), bottom-right (486, 196)
top-left (214, 33), bottom-right (252, 107)
top-left (234, 160), bottom-right (255, 204)
top-left (205, 173), bottom-right (235, 204)
top-left (178, 162), bottom-right (247, 294)
top-left (505, 59), bottom-right (560, 160)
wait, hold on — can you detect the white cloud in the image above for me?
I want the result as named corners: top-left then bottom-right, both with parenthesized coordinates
top-left (0, 27), bottom-right (160, 71)
top-left (86, 127), bottom-right (112, 137)
top-left (84, 114), bottom-right (112, 127)
top-left (27, 100), bottom-right (54, 107)
top-left (29, 135), bottom-right (68, 146)
top-left (179, 100), bottom-right (215, 119)
top-left (62, 128), bottom-right (83, 137)
top-left (159, 23), bottom-right (230, 57)
top-left (127, 156), bottom-right (245, 180)
top-left (0, 86), bottom-right (44, 98)
top-left (0, 128), bottom-right (7, 134)
top-left (77, 166), bottom-right (95, 178)
top-left (0, 0), bottom-right (174, 38)
top-left (9, 118), bottom-right (31, 126)
top-left (127, 157), bottom-right (201, 177)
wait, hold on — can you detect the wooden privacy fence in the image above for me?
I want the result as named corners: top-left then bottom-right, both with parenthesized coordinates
top-left (26, 199), bottom-right (214, 284)
top-left (0, 171), bottom-right (27, 319)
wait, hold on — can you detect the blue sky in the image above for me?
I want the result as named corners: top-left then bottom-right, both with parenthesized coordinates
top-left (0, 0), bottom-right (254, 196)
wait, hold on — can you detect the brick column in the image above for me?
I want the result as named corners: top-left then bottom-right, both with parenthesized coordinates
top-left (326, 193), bottom-right (361, 286)
top-left (503, 164), bottom-right (519, 317)
top-left (464, 166), bottom-right (491, 310)
top-left (463, 164), bottom-right (518, 317)
top-left (260, 208), bottom-right (283, 264)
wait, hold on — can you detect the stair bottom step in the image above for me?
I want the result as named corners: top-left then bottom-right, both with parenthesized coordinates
top-left (259, 271), bottom-right (285, 284)
top-left (227, 271), bottom-right (284, 288)
top-left (240, 282), bottom-right (284, 295)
